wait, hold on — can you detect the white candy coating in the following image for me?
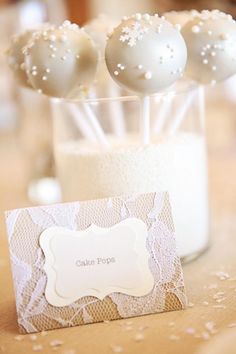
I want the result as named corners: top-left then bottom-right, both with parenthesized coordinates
top-left (105, 14), bottom-right (187, 94)
top-left (182, 10), bottom-right (236, 84)
top-left (24, 21), bottom-right (99, 98)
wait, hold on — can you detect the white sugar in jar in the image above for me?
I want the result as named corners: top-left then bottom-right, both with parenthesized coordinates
top-left (53, 83), bottom-right (209, 261)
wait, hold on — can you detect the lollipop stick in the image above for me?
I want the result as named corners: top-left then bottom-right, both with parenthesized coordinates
top-left (168, 89), bottom-right (196, 136)
top-left (140, 96), bottom-right (150, 145)
top-left (66, 103), bottom-right (97, 142)
top-left (82, 103), bottom-right (110, 149)
top-left (198, 85), bottom-right (205, 133)
top-left (107, 84), bottom-right (125, 137)
top-left (153, 94), bottom-right (173, 135)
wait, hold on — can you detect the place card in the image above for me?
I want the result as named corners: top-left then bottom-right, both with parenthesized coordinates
top-left (5, 191), bottom-right (187, 333)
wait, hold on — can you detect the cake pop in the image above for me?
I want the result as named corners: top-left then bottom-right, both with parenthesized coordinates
top-left (23, 21), bottom-right (99, 98)
top-left (181, 10), bottom-right (236, 85)
top-left (105, 13), bottom-right (187, 95)
top-left (105, 13), bottom-right (187, 144)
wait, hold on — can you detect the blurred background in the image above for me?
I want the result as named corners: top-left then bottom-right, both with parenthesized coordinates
top-left (0, 0), bottom-right (236, 207)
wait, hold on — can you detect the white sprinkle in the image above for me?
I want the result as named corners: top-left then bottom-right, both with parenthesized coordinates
top-left (203, 59), bottom-right (208, 64)
top-left (50, 53), bottom-right (56, 58)
top-left (111, 345), bottom-right (123, 353)
top-left (201, 51), bottom-right (206, 56)
top-left (192, 25), bottom-right (200, 33)
top-left (52, 47), bottom-right (57, 52)
top-left (37, 89), bottom-right (42, 94)
top-left (32, 65), bottom-right (37, 70)
top-left (60, 35), bottom-right (68, 42)
top-left (33, 344), bottom-right (43, 352)
top-left (212, 66), bottom-right (217, 71)
top-left (50, 339), bottom-right (64, 347)
top-left (137, 64), bottom-right (143, 70)
top-left (205, 321), bottom-right (216, 333)
top-left (135, 13), bottom-right (142, 20)
top-left (144, 71), bottom-right (152, 80)
top-left (117, 63), bottom-right (122, 68)
top-left (206, 44), bottom-right (211, 49)
top-left (46, 68), bottom-right (51, 73)
top-left (14, 335), bottom-right (24, 341)
top-left (32, 71), bottom-right (37, 76)
top-left (114, 71), bottom-right (119, 76)
top-left (208, 30), bottom-right (212, 36)
top-left (66, 48), bottom-right (71, 53)
top-left (201, 331), bottom-right (210, 340)
top-left (211, 51), bottom-right (216, 57)
top-left (61, 56), bottom-right (67, 60)
top-left (186, 327), bottom-right (196, 334)
top-left (76, 54), bottom-right (80, 59)
top-left (42, 76), bottom-right (47, 81)
top-left (169, 335), bottom-right (180, 341)
top-left (228, 322), bottom-right (236, 328)
top-left (120, 65), bottom-right (125, 70)
top-left (134, 333), bottom-right (145, 342)
top-left (143, 14), bottom-right (150, 21)
top-left (30, 334), bottom-right (37, 341)
top-left (175, 24), bottom-right (181, 31)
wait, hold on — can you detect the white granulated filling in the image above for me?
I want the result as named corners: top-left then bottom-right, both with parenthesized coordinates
top-left (55, 132), bottom-right (209, 258)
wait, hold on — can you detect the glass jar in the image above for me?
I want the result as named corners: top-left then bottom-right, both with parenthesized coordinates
top-left (52, 80), bottom-right (209, 262)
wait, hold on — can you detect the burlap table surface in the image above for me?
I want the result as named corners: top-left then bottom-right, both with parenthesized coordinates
top-left (0, 130), bottom-right (236, 354)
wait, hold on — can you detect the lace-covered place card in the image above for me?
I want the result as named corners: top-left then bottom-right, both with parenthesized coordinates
top-left (5, 191), bottom-right (187, 333)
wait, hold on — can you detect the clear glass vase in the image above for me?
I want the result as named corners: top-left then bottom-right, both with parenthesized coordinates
top-left (52, 80), bottom-right (209, 262)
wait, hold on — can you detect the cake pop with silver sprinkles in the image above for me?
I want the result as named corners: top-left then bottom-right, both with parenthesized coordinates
top-left (181, 10), bottom-right (236, 85)
top-left (23, 21), bottom-right (99, 98)
top-left (105, 13), bottom-right (187, 94)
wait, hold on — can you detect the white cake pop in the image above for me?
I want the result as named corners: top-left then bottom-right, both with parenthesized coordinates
top-left (181, 10), bottom-right (236, 84)
top-left (23, 21), bottom-right (99, 98)
top-left (164, 10), bottom-right (199, 29)
top-left (105, 14), bottom-right (187, 95)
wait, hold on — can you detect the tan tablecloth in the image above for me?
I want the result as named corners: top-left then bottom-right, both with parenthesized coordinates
top-left (0, 134), bottom-right (236, 354)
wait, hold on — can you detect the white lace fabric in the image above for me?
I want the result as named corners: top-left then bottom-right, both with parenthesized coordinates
top-left (5, 191), bottom-right (187, 333)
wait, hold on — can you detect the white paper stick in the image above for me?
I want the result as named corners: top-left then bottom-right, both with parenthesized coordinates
top-left (168, 89), bottom-right (196, 136)
top-left (198, 85), bottom-right (205, 133)
top-left (153, 95), bottom-right (173, 135)
top-left (82, 103), bottom-right (110, 149)
top-left (107, 84), bottom-right (125, 137)
top-left (66, 103), bottom-right (97, 142)
top-left (140, 96), bottom-right (150, 145)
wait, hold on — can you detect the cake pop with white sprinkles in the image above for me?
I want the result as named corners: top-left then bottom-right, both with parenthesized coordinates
top-left (181, 10), bottom-right (236, 85)
top-left (105, 13), bottom-right (187, 95)
top-left (23, 21), bottom-right (99, 98)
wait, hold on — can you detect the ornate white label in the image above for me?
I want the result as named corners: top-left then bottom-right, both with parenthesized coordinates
top-left (40, 218), bottom-right (154, 307)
